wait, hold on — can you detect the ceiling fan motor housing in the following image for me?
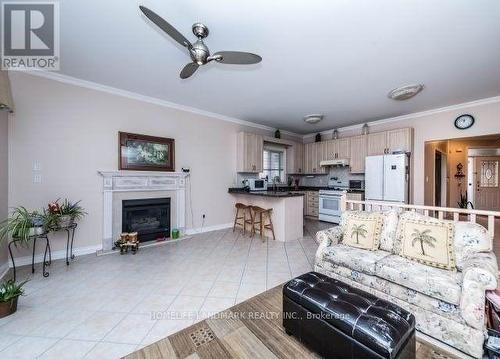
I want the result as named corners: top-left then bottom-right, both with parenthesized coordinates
top-left (190, 39), bottom-right (210, 65)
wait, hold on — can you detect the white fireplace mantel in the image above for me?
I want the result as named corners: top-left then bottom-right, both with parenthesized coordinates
top-left (98, 170), bottom-right (189, 250)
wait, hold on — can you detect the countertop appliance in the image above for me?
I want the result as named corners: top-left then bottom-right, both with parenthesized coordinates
top-left (319, 188), bottom-right (346, 224)
top-left (365, 154), bottom-right (409, 203)
top-left (349, 180), bottom-right (365, 190)
top-left (245, 178), bottom-right (268, 191)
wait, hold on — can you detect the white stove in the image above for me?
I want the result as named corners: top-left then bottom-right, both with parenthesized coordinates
top-left (318, 178), bottom-right (348, 223)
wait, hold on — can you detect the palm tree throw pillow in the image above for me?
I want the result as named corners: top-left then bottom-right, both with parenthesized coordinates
top-left (343, 212), bottom-right (384, 251)
top-left (397, 218), bottom-right (456, 270)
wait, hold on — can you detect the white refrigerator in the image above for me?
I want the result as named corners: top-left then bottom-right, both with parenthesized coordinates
top-left (365, 154), bottom-right (409, 203)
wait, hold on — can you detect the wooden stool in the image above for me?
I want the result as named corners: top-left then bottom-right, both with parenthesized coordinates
top-left (251, 206), bottom-right (276, 241)
top-left (233, 203), bottom-right (252, 235)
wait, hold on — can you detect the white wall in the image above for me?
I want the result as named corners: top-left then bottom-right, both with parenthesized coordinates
top-left (0, 111), bottom-right (8, 271)
top-left (305, 98), bottom-right (500, 204)
top-left (8, 72), bottom-right (291, 257)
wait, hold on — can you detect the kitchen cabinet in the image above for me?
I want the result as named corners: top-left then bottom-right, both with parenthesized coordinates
top-left (305, 191), bottom-right (319, 218)
top-left (367, 132), bottom-right (388, 156)
top-left (327, 138), bottom-right (351, 159)
top-left (387, 128), bottom-right (413, 153)
top-left (349, 135), bottom-right (368, 173)
top-left (287, 142), bottom-right (304, 174)
top-left (236, 132), bottom-right (263, 173)
top-left (304, 142), bottom-right (326, 174)
top-left (367, 128), bottom-right (413, 155)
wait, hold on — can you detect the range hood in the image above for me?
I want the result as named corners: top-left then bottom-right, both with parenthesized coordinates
top-left (320, 159), bottom-right (350, 167)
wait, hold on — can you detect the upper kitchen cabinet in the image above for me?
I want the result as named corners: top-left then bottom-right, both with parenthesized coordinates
top-left (386, 128), bottom-right (413, 153)
top-left (327, 138), bottom-right (351, 159)
top-left (367, 128), bottom-right (413, 155)
top-left (367, 132), bottom-right (388, 156)
top-left (349, 135), bottom-right (367, 173)
top-left (287, 142), bottom-right (304, 174)
top-left (304, 142), bottom-right (326, 174)
top-left (236, 132), bottom-right (263, 173)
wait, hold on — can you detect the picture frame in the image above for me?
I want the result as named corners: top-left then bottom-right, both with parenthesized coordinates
top-left (119, 132), bottom-right (175, 172)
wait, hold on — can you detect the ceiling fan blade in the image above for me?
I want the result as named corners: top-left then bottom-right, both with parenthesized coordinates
top-left (213, 51), bottom-right (262, 65)
top-left (180, 63), bottom-right (199, 79)
top-left (139, 6), bottom-right (191, 48)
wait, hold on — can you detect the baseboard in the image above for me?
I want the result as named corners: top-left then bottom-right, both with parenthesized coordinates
top-left (8, 244), bottom-right (102, 268)
top-left (185, 222), bottom-right (233, 235)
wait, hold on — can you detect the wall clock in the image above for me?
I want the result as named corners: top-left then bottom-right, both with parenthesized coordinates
top-left (454, 114), bottom-right (475, 130)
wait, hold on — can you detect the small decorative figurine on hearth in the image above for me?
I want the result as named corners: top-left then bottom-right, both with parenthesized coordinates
top-left (115, 232), bottom-right (139, 254)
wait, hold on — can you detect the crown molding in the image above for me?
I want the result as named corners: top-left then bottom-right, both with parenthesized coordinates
top-left (23, 70), bottom-right (302, 139)
top-left (302, 95), bottom-right (500, 139)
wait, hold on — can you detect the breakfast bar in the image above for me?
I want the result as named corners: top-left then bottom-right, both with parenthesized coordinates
top-left (228, 188), bottom-right (304, 242)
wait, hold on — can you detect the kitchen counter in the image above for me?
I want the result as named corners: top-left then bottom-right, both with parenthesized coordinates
top-left (229, 189), bottom-right (303, 242)
top-left (228, 188), bottom-right (304, 197)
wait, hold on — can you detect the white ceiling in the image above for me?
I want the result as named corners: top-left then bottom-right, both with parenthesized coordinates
top-left (58, 0), bottom-right (500, 134)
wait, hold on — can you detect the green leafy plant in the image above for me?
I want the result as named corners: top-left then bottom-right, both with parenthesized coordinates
top-left (58, 199), bottom-right (87, 221)
top-left (458, 191), bottom-right (474, 209)
top-left (0, 279), bottom-right (28, 303)
top-left (0, 207), bottom-right (40, 244)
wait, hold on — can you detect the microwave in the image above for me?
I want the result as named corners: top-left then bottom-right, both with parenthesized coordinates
top-left (349, 180), bottom-right (365, 190)
top-left (247, 178), bottom-right (268, 191)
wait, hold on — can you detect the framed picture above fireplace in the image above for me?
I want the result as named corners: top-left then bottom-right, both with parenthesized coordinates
top-left (119, 132), bottom-right (175, 171)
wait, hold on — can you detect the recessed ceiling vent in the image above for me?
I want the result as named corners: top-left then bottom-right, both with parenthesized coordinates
top-left (388, 84), bottom-right (424, 101)
top-left (303, 114), bottom-right (324, 124)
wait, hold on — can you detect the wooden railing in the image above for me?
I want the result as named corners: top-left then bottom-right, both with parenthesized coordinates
top-left (341, 196), bottom-right (500, 241)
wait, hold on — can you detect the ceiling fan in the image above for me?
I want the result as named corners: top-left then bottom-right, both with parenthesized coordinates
top-left (139, 6), bottom-right (262, 79)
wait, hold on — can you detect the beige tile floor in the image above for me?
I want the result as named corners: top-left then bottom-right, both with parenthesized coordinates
top-left (0, 219), bottom-right (330, 359)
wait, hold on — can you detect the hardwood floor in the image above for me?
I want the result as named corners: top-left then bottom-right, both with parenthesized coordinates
top-left (126, 285), bottom-right (455, 359)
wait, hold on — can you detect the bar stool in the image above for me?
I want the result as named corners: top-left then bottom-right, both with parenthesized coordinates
top-left (251, 206), bottom-right (276, 241)
top-left (233, 203), bottom-right (252, 235)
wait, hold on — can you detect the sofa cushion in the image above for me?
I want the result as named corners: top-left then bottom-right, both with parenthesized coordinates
top-left (341, 210), bottom-right (400, 252)
top-left (343, 212), bottom-right (384, 250)
top-left (375, 255), bottom-right (462, 305)
top-left (393, 211), bottom-right (490, 270)
top-left (397, 215), bottom-right (456, 271)
top-left (454, 221), bottom-right (492, 270)
top-left (322, 244), bottom-right (391, 275)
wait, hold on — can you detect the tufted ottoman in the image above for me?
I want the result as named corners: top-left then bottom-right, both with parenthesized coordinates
top-left (283, 272), bottom-right (416, 359)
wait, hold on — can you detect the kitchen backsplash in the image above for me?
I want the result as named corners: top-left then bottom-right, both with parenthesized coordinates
top-left (236, 167), bottom-right (364, 188)
top-left (295, 167), bottom-right (364, 187)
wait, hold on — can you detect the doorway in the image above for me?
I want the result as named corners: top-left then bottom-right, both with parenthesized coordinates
top-left (434, 150), bottom-right (447, 207)
top-left (473, 156), bottom-right (500, 211)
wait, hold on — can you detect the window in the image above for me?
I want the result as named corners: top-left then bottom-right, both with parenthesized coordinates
top-left (261, 148), bottom-right (285, 183)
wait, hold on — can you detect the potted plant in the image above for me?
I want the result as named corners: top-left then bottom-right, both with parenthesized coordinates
top-left (458, 191), bottom-right (474, 209)
top-left (48, 199), bottom-right (86, 228)
top-left (0, 207), bottom-right (45, 244)
top-left (0, 279), bottom-right (28, 318)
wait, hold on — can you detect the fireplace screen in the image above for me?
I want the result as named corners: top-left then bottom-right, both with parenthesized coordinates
top-left (122, 198), bottom-right (170, 242)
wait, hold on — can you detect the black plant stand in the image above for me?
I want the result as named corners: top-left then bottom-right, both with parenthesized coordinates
top-left (8, 233), bottom-right (51, 282)
top-left (60, 223), bottom-right (77, 265)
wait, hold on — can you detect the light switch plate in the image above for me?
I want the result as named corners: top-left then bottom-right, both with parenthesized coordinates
top-left (33, 162), bottom-right (42, 171)
top-left (33, 174), bottom-right (42, 184)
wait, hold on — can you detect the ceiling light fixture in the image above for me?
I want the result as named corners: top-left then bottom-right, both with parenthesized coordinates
top-left (388, 84), bottom-right (424, 101)
top-left (303, 114), bottom-right (324, 124)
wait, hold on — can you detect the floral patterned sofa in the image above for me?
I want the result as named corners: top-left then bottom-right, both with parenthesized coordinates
top-left (314, 210), bottom-right (498, 358)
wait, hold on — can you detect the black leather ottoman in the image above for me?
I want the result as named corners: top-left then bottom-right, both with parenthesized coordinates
top-left (283, 272), bottom-right (416, 359)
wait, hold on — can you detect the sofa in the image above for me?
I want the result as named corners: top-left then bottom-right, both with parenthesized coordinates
top-left (314, 210), bottom-right (498, 358)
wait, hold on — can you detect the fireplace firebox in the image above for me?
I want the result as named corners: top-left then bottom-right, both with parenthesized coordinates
top-left (122, 198), bottom-right (170, 242)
